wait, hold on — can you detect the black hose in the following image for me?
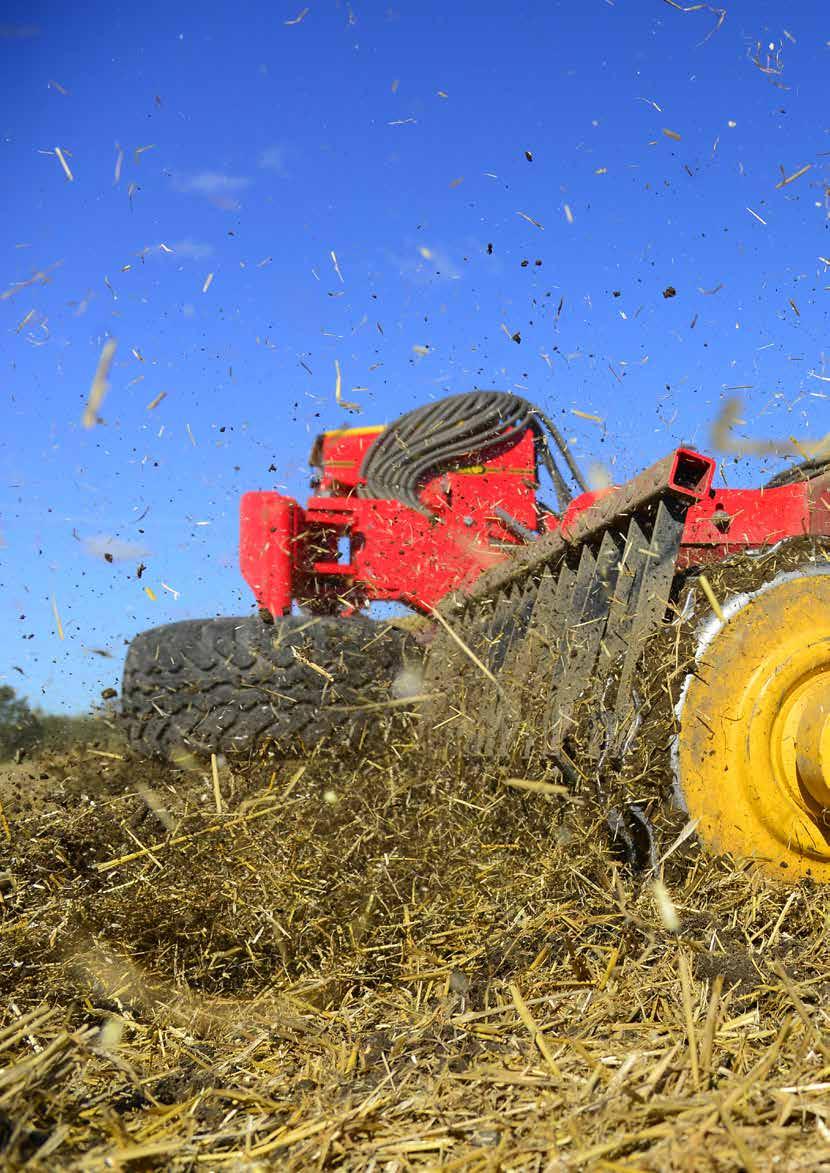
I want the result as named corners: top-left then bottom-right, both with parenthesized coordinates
top-left (358, 390), bottom-right (586, 514)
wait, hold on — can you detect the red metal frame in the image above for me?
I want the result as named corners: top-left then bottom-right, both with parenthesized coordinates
top-left (241, 422), bottom-right (544, 615)
top-left (240, 419), bottom-right (830, 618)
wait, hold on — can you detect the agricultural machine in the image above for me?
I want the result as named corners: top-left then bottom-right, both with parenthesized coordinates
top-left (122, 391), bottom-right (830, 882)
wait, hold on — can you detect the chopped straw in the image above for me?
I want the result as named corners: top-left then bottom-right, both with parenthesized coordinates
top-left (426, 605), bottom-right (501, 689)
top-left (3, 592), bottom-right (830, 1170)
top-left (698, 573), bottom-right (725, 621)
top-left (54, 146), bottom-right (73, 181)
top-left (82, 339), bottom-right (117, 428)
top-left (50, 595), bottom-right (64, 640)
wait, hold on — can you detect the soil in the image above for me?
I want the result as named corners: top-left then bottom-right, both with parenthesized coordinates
top-left (2, 730), bottom-right (830, 1170)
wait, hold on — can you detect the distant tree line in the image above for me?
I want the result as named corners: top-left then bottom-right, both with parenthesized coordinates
top-left (0, 685), bottom-right (118, 760)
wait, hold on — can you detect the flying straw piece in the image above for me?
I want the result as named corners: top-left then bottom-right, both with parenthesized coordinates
top-left (427, 605), bottom-right (501, 690)
top-left (144, 586), bottom-right (157, 602)
top-left (662, 0), bottom-right (727, 46)
top-left (503, 778), bottom-right (569, 796)
top-left (82, 339), bottom-right (117, 428)
top-left (746, 207), bottom-right (767, 225)
top-left (334, 359), bottom-right (360, 410)
top-left (54, 147), bottom-right (73, 182)
top-left (202, 272), bottom-right (214, 294)
top-left (775, 163), bottom-right (811, 189)
top-left (656, 817), bottom-right (701, 869)
top-left (653, 878), bottom-right (680, 932)
top-left (114, 143), bottom-right (123, 185)
top-left (698, 574), bottom-right (724, 622)
top-left (330, 251), bottom-right (344, 283)
top-left (291, 645), bottom-right (334, 681)
top-left (51, 595), bottom-right (64, 640)
top-left (1, 260), bottom-right (63, 302)
top-left (146, 392), bottom-right (167, 410)
top-left (571, 409), bottom-right (603, 424)
top-left (662, 128), bottom-right (682, 141)
top-left (516, 211), bottom-right (544, 229)
top-left (285, 6), bottom-right (310, 23)
top-left (211, 754), bottom-right (223, 815)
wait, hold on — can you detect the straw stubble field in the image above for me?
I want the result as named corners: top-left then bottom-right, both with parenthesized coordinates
top-left (1, 732), bottom-right (830, 1171)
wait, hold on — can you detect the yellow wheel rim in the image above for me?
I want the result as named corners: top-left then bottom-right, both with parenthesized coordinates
top-left (677, 571), bottom-right (830, 881)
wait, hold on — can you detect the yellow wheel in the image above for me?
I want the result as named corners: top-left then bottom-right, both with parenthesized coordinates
top-left (676, 570), bottom-right (830, 881)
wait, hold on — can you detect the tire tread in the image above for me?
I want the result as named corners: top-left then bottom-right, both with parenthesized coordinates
top-left (121, 615), bottom-right (409, 761)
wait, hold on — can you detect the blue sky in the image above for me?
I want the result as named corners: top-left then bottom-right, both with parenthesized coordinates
top-left (1, 0), bottom-right (828, 712)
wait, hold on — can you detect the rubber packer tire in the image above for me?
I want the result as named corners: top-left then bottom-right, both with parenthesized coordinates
top-left (121, 615), bottom-right (411, 761)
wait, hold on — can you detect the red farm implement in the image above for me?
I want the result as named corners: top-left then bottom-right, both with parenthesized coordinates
top-left (122, 391), bottom-right (830, 880)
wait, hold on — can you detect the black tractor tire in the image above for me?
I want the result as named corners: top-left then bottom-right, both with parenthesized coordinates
top-left (120, 614), bottom-right (414, 762)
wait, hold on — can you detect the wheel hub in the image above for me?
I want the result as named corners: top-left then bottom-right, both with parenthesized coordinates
top-left (677, 570), bottom-right (830, 881)
top-left (775, 670), bottom-right (830, 811)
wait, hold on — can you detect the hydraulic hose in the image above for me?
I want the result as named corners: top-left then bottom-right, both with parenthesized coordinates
top-left (358, 390), bottom-right (586, 515)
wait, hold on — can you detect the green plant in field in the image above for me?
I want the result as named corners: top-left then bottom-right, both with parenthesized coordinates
top-left (0, 685), bottom-right (41, 760)
top-left (0, 685), bottom-right (120, 760)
